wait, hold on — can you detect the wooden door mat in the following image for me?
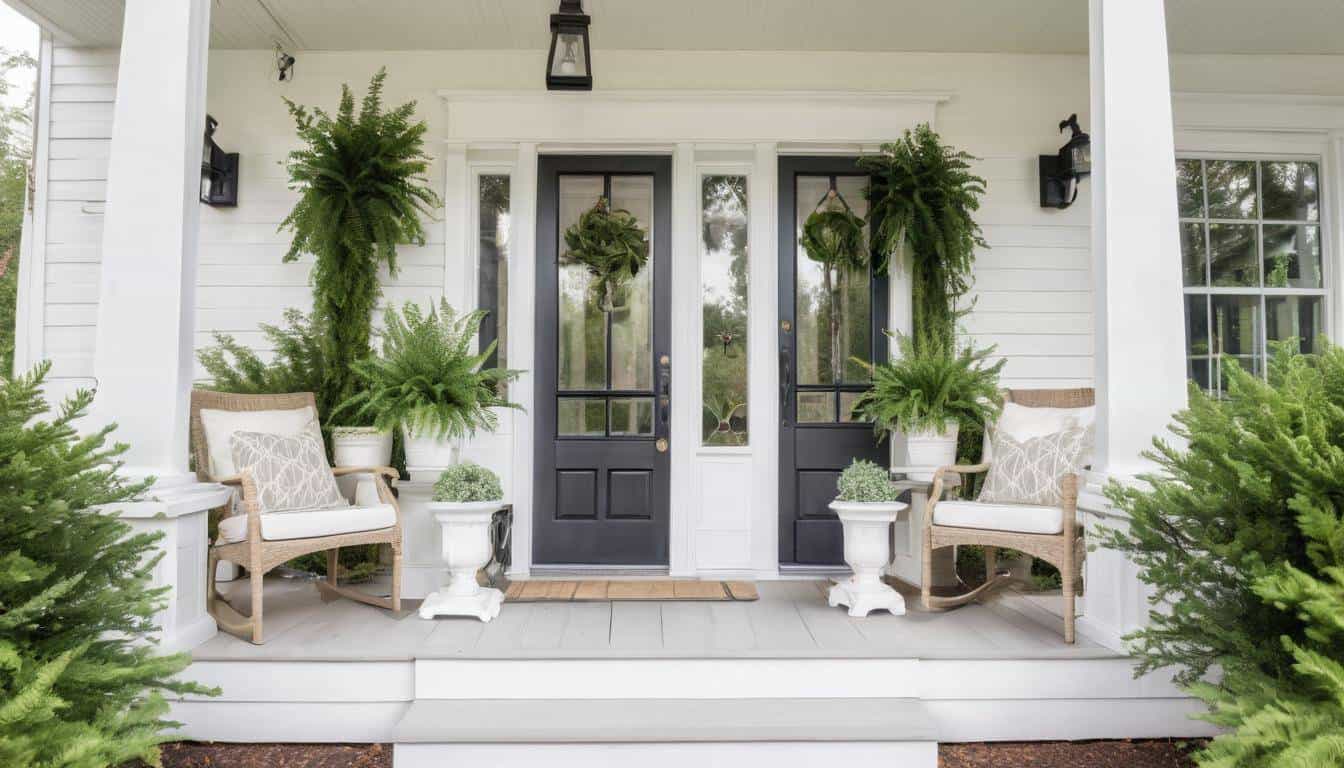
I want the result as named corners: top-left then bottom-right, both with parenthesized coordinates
top-left (504, 580), bottom-right (758, 603)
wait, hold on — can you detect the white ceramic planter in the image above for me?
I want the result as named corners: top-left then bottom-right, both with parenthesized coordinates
top-left (403, 426), bottom-right (459, 473)
top-left (903, 420), bottom-right (960, 470)
top-left (827, 499), bottom-right (909, 618)
top-left (419, 500), bottom-right (505, 622)
top-left (332, 427), bottom-right (393, 467)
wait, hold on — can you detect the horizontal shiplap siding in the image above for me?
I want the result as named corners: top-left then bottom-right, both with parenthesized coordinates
top-left (964, 153), bottom-right (1093, 389)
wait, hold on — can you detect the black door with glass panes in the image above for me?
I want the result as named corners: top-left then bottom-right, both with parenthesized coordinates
top-left (778, 157), bottom-right (889, 566)
top-left (533, 156), bottom-right (672, 566)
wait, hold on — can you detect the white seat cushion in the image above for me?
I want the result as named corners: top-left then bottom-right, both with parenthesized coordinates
top-left (199, 405), bottom-right (322, 478)
top-left (218, 503), bottom-right (397, 543)
top-left (932, 499), bottom-right (1064, 535)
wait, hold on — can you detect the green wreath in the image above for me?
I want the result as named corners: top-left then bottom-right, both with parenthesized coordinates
top-left (800, 199), bottom-right (868, 273)
top-left (562, 197), bottom-right (650, 312)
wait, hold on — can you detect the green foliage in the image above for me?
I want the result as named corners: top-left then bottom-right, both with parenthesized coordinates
top-left (432, 462), bottom-right (503, 503)
top-left (340, 300), bottom-right (523, 440)
top-left (836, 459), bottom-right (901, 503)
top-left (1099, 344), bottom-right (1344, 766)
top-left (562, 197), bottom-right (649, 311)
top-left (860, 125), bottom-right (987, 352)
top-left (280, 68), bottom-right (441, 415)
top-left (0, 49), bottom-right (35, 377)
top-left (850, 330), bottom-right (1004, 436)
top-left (0, 362), bottom-right (216, 767)
top-left (800, 204), bottom-right (868, 274)
top-left (196, 308), bottom-right (329, 405)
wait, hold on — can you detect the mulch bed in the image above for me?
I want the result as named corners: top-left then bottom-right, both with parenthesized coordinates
top-left (153, 739), bottom-right (1201, 767)
top-left (941, 739), bottom-right (1203, 767)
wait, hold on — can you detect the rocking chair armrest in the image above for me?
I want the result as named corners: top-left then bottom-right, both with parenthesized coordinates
top-left (330, 465), bottom-right (399, 481)
top-left (212, 474), bottom-right (245, 487)
top-left (927, 462), bottom-right (991, 526)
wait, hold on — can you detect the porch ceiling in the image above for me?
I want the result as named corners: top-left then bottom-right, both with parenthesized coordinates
top-left (10, 0), bottom-right (1344, 56)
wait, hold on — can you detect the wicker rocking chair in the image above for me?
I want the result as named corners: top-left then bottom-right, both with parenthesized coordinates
top-left (190, 390), bottom-right (403, 644)
top-left (923, 388), bottom-right (1094, 643)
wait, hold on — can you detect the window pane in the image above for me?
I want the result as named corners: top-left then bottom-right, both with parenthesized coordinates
top-left (558, 175), bottom-right (607, 390)
top-left (1261, 161), bottom-right (1318, 221)
top-left (701, 175), bottom-right (750, 446)
top-left (1180, 222), bottom-right (1207, 286)
top-left (1185, 294), bottom-right (1210, 390)
top-left (1267, 295), bottom-right (1323, 355)
top-left (1176, 159), bottom-right (1204, 218)
top-left (795, 175), bottom-right (871, 386)
top-left (558, 398), bottom-right (606, 436)
top-left (610, 398), bottom-right (654, 436)
top-left (839, 391), bottom-right (866, 423)
top-left (1211, 295), bottom-right (1263, 382)
top-left (797, 391), bottom-right (833, 423)
top-left (1209, 223), bottom-right (1258, 287)
top-left (478, 175), bottom-right (510, 371)
top-left (1205, 160), bottom-right (1258, 219)
top-left (609, 175), bottom-right (655, 391)
top-left (1263, 224), bottom-right (1322, 289)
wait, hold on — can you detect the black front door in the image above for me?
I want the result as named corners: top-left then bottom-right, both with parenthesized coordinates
top-left (778, 157), bottom-right (889, 566)
top-left (534, 156), bottom-right (672, 566)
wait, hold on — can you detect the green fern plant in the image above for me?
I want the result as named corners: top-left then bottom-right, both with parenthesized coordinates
top-left (859, 125), bottom-right (987, 352)
top-left (280, 68), bottom-right (442, 415)
top-left (338, 300), bottom-right (523, 440)
top-left (850, 330), bottom-right (1003, 436)
top-left (836, 459), bottom-right (901, 503)
top-left (562, 197), bottom-right (649, 311)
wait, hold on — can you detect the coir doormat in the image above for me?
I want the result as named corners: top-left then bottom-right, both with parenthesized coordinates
top-left (504, 580), bottom-right (758, 603)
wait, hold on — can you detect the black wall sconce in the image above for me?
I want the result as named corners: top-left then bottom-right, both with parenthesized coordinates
top-left (546, 0), bottom-right (592, 91)
top-left (1039, 114), bottom-right (1091, 209)
top-left (200, 114), bottom-right (239, 207)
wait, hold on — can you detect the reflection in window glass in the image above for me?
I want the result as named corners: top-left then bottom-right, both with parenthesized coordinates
top-left (478, 175), bottom-right (510, 371)
top-left (701, 175), bottom-right (749, 446)
top-left (1177, 157), bottom-right (1328, 394)
top-left (557, 175), bottom-right (607, 390)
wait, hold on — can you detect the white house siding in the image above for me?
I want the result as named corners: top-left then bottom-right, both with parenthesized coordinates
top-left (23, 47), bottom-right (1344, 398)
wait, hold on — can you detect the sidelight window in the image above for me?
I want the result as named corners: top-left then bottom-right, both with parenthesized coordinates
top-left (700, 175), bottom-right (750, 446)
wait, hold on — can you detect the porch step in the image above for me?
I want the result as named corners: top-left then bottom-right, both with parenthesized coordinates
top-left (391, 698), bottom-right (937, 767)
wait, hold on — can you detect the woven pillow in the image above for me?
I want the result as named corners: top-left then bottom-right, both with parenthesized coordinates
top-left (230, 430), bottom-right (348, 515)
top-left (977, 424), bottom-right (1093, 507)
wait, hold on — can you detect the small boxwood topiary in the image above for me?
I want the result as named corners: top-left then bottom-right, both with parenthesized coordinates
top-left (836, 459), bottom-right (901, 503)
top-left (433, 462), bottom-right (503, 503)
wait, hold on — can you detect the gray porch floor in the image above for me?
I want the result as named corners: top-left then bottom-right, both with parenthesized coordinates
top-left (193, 577), bottom-right (1118, 662)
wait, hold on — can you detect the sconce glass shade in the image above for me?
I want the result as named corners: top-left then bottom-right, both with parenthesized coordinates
top-left (546, 1), bottom-right (592, 90)
top-left (1063, 136), bottom-right (1091, 176)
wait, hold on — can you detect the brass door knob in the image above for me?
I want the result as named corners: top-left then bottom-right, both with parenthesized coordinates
top-left (655, 438), bottom-right (669, 453)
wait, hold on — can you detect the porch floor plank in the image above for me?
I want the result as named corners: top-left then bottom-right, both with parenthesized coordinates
top-left (194, 575), bottom-right (1120, 662)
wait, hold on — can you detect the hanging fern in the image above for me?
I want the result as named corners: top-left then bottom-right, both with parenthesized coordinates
top-left (337, 300), bottom-right (523, 441)
top-left (562, 197), bottom-right (649, 311)
top-left (859, 125), bottom-right (987, 353)
top-left (279, 68), bottom-right (442, 419)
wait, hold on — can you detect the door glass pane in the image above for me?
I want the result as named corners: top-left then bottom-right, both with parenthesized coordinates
top-left (558, 398), bottom-right (606, 436)
top-left (610, 398), bottom-right (654, 436)
top-left (839, 391), bottom-right (865, 423)
top-left (609, 175), bottom-right (654, 391)
top-left (1180, 222), bottom-right (1207, 286)
top-left (795, 175), bottom-right (871, 389)
top-left (701, 175), bottom-right (749, 446)
top-left (797, 391), bottom-right (833, 423)
top-left (1261, 161), bottom-right (1318, 221)
top-left (1185, 294), bottom-right (1210, 390)
top-left (1263, 224), bottom-right (1322, 289)
top-left (835, 176), bottom-right (872, 384)
top-left (1206, 160), bottom-right (1258, 219)
top-left (1267, 295), bottom-right (1323, 354)
top-left (1176, 159), bottom-right (1204, 218)
top-left (1211, 295), bottom-right (1263, 383)
top-left (1209, 224), bottom-right (1258, 287)
top-left (558, 175), bottom-right (607, 390)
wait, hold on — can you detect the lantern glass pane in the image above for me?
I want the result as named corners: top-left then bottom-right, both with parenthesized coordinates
top-left (551, 31), bottom-right (587, 77)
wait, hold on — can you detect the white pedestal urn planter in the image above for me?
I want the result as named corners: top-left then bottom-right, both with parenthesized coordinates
top-left (419, 500), bottom-right (505, 622)
top-left (332, 426), bottom-right (393, 467)
top-left (903, 420), bottom-right (960, 473)
top-left (827, 499), bottom-right (910, 618)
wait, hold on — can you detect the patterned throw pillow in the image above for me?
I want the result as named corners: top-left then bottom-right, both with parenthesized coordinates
top-left (977, 425), bottom-right (1093, 507)
top-left (229, 431), bottom-right (348, 514)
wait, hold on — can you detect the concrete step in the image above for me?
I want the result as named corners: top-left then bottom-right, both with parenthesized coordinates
top-left (392, 697), bottom-right (938, 767)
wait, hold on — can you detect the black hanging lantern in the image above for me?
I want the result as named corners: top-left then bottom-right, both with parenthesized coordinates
top-left (200, 114), bottom-right (239, 207)
top-left (1039, 113), bottom-right (1091, 209)
top-left (546, 0), bottom-right (592, 91)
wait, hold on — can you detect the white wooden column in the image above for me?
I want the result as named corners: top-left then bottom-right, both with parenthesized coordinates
top-left (749, 142), bottom-right (780, 575)
top-left (1079, 0), bottom-right (1188, 650)
top-left (507, 142), bottom-right (539, 578)
top-left (89, 0), bottom-right (231, 651)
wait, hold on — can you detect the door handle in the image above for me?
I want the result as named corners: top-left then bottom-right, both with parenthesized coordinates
top-left (780, 347), bottom-right (792, 425)
top-left (657, 354), bottom-right (671, 430)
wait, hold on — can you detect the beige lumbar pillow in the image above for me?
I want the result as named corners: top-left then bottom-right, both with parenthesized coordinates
top-left (977, 424), bottom-right (1093, 507)
top-left (229, 430), bottom-right (348, 515)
